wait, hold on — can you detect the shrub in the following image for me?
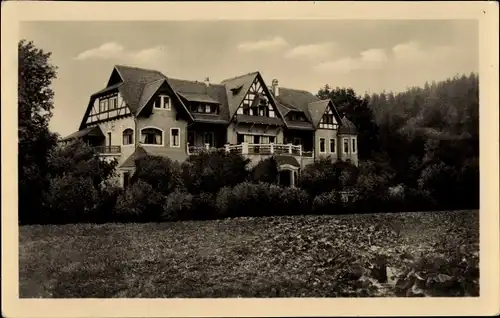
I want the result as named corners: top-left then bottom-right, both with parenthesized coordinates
top-left (216, 182), bottom-right (309, 217)
top-left (300, 157), bottom-right (359, 197)
top-left (115, 180), bottom-right (165, 222)
top-left (182, 150), bottom-right (250, 194)
top-left (44, 175), bottom-right (98, 223)
top-left (191, 192), bottom-right (218, 220)
top-left (93, 185), bottom-right (123, 223)
top-left (131, 155), bottom-right (184, 196)
top-left (47, 139), bottom-right (118, 189)
top-left (251, 157), bottom-right (279, 183)
top-left (164, 190), bottom-right (193, 221)
top-left (312, 190), bottom-right (339, 214)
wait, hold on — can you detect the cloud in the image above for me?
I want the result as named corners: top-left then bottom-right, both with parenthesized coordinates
top-left (392, 41), bottom-right (454, 63)
top-left (284, 42), bottom-right (336, 59)
top-left (392, 41), bottom-right (426, 61)
top-left (360, 48), bottom-right (388, 64)
top-left (74, 42), bottom-right (125, 60)
top-left (237, 36), bottom-right (288, 52)
top-left (313, 48), bottom-right (388, 74)
top-left (74, 42), bottom-right (168, 63)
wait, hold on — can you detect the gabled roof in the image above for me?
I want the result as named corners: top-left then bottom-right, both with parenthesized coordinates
top-left (338, 116), bottom-right (358, 135)
top-left (114, 65), bottom-right (166, 114)
top-left (220, 72), bottom-right (259, 119)
top-left (136, 79), bottom-right (165, 115)
top-left (307, 99), bottom-right (331, 128)
top-left (168, 77), bottom-right (229, 123)
top-left (81, 64), bottom-right (357, 134)
top-left (274, 88), bottom-right (320, 124)
top-left (61, 125), bottom-right (104, 141)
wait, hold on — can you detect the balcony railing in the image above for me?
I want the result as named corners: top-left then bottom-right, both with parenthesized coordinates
top-left (95, 145), bottom-right (121, 154)
top-left (187, 142), bottom-right (313, 157)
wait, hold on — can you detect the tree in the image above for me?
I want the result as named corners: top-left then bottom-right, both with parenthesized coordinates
top-left (18, 39), bottom-right (59, 224)
top-left (44, 139), bottom-right (119, 223)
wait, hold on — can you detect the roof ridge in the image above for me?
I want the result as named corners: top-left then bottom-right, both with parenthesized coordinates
top-left (279, 86), bottom-right (316, 94)
top-left (220, 71), bottom-right (259, 84)
top-left (114, 64), bottom-right (164, 75)
top-left (167, 76), bottom-right (225, 87)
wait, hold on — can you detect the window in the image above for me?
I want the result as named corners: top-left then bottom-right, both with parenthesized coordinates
top-left (155, 95), bottom-right (171, 110)
top-left (103, 99), bottom-right (109, 112)
top-left (269, 136), bottom-right (275, 143)
top-left (141, 128), bottom-right (163, 145)
top-left (205, 104), bottom-right (211, 113)
top-left (170, 128), bottom-right (180, 147)
top-left (197, 104), bottom-right (204, 113)
top-left (343, 138), bottom-right (349, 153)
top-left (122, 128), bottom-right (134, 145)
top-left (320, 138), bottom-right (326, 153)
top-left (110, 97), bottom-right (118, 110)
top-left (330, 138), bottom-right (336, 153)
top-left (293, 137), bottom-right (301, 146)
top-left (352, 138), bottom-right (357, 153)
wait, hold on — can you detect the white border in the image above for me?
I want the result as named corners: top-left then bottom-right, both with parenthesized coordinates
top-left (2, 1), bottom-right (499, 317)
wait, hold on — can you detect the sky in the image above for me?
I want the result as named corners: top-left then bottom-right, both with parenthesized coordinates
top-left (20, 20), bottom-right (478, 137)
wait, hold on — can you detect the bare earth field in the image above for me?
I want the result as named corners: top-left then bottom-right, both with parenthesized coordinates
top-left (19, 210), bottom-right (479, 298)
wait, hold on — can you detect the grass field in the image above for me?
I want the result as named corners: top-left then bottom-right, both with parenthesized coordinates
top-left (19, 210), bottom-right (479, 298)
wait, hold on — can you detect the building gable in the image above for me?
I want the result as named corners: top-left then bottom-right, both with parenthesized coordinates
top-left (233, 74), bottom-right (283, 121)
top-left (318, 103), bottom-right (340, 130)
top-left (137, 80), bottom-right (192, 122)
top-left (80, 91), bottom-right (133, 129)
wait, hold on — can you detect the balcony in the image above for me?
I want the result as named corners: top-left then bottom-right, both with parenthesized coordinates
top-left (187, 142), bottom-right (313, 158)
top-left (95, 145), bottom-right (121, 155)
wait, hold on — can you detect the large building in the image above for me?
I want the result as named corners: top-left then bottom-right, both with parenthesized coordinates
top-left (62, 65), bottom-right (358, 187)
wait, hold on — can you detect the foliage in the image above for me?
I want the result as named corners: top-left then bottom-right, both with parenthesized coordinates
top-left (181, 150), bottom-right (251, 194)
top-left (19, 210), bottom-right (479, 297)
top-left (131, 155), bottom-right (184, 196)
top-left (44, 175), bottom-right (98, 223)
top-left (18, 39), bottom-right (59, 224)
top-left (115, 180), bottom-right (165, 222)
top-left (299, 157), bottom-right (359, 198)
top-left (312, 190), bottom-right (338, 215)
top-left (366, 73), bottom-right (479, 209)
top-left (216, 182), bottom-right (309, 217)
top-left (251, 157), bottom-right (279, 183)
top-left (47, 139), bottom-right (118, 188)
top-left (164, 190), bottom-right (194, 221)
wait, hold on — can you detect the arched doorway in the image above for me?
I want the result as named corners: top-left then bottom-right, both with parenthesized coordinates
top-left (279, 170), bottom-right (291, 186)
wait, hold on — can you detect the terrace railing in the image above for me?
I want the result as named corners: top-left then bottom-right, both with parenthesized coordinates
top-left (95, 145), bottom-right (121, 154)
top-left (187, 142), bottom-right (310, 157)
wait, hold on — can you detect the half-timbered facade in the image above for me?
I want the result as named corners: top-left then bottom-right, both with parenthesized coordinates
top-left (62, 65), bottom-right (359, 187)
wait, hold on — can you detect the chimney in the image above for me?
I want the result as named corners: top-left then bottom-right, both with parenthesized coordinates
top-left (204, 77), bottom-right (210, 87)
top-left (271, 79), bottom-right (279, 97)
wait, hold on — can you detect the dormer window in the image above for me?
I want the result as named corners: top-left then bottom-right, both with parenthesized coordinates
top-left (155, 95), bottom-right (171, 110)
top-left (197, 104), bottom-right (203, 112)
top-left (205, 104), bottom-right (211, 113)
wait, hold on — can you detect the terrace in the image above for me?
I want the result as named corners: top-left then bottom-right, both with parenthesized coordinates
top-left (187, 142), bottom-right (313, 158)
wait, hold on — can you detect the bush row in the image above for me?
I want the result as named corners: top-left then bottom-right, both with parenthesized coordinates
top-left (37, 143), bottom-right (474, 224)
